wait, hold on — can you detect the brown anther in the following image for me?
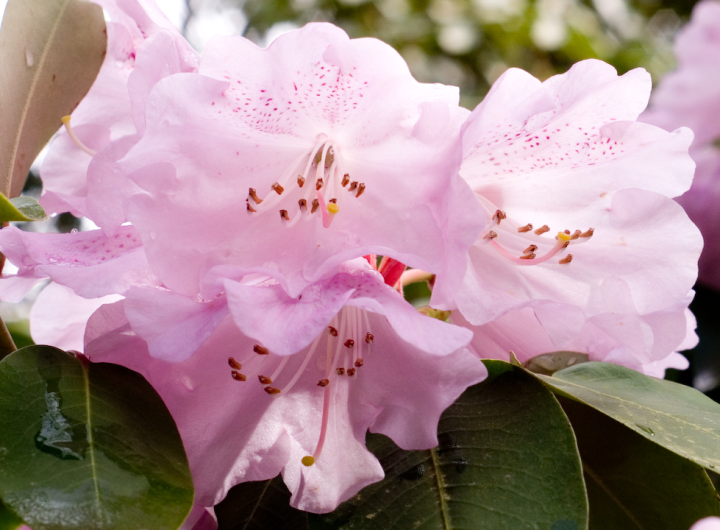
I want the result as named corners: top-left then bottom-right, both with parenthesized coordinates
top-left (562, 241), bottom-right (570, 248)
top-left (354, 358), bottom-right (364, 367)
top-left (483, 231), bottom-right (498, 240)
top-left (247, 202), bottom-right (257, 213)
top-left (347, 368), bottom-right (356, 376)
top-left (231, 371), bottom-right (247, 381)
top-left (344, 339), bottom-right (355, 348)
top-left (348, 181), bottom-right (358, 192)
top-left (253, 344), bottom-right (269, 355)
top-left (559, 254), bottom-right (573, 264)
top-left (356, 183), bottom-right (366, 198)
top-left (564, 229), bottom-right (571, 235)
top-left (518, 224), bottom-right (533, 233)
top-left (280, 210), bottom-right (290, 221)
top-left (325, 151), bottom-right (335, 168)
top-left (493, 210), bottom-right (507, 224)
top-left (342, 174), bottom-right (350, 187)
top-left (258, 375), bottom-right (272, 384)
top-left (228, 357), bottom-right (242, 370)
top-left (365, 333), bottom-right (374, 344)
top-left (317, 379), bottom-right (330, 387)
top-left (264, 386), bottom-right (281, 395)
top-left (534, 225), bottom-right (550, 235)
top-left (329, 198), bottom-right (337, 204)
top-left (297, 175), bottom-right (305, 188)
top-left (298, 199), bottom-right (307, 210)
top-left (520, 253), bottom-right (536, 260)
top-left (313, 150), bottom-right (322, 165)
top-left (311, 199), bottom-right (320, 214)
top-left (271, 182), bottom-right (284, 195)
top-left (523, 245), bottom-right (538, 254)
top-left (328, 326), bottom-right (338, 337)
top-left (336, 367), bottom-right (345, 375)
top-left (580, 228), bottom-right (594, 238)
top-left (570, 230), bottom-right (582, 240)
top-left (316, 178), bottom-right (324, 190)
top-left (248, 188), bottom-right (263, 204)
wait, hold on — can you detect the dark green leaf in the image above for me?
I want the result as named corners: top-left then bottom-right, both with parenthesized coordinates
top-left (217, 361), bottom-right (588, 530)
top-left (0, 345), bottom-right (194, 530)
top-left (0, 499), bottom-right (23, 530)
top-left (535, 362), bottom-right (720, 471)
top-left (560, 398), bottom-right (720, 529)
top-left (0, 195), bottom-right (47, 222)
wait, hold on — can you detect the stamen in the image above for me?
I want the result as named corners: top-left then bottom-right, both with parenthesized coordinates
top-left (493, 210), bottom-right (507, 224)
top-left (365, 333), bottom-right (374, 344)
top-left (246, 202), bottom-right (257, 213)
top-left (316, 178), bottom-right (324, 190)
top-left (336, 367), bottom-right (345, 375)
top-left (355, 359), bottom-right (364, 367)
top-left (518, 224), bottom-right (533, 233)
top-left (264, 387), bottom-right (281, 394)
top-left (347, 368), bottom-right (356, 376)
top-left (570, 230), bottom-right (582, 240)
top-left (280, 210), bottom-right (290, 221)
top-left (280, 333), bottom-right (322, 395)
top-left (231, 371), bottom-right (247, 381)
top-left (344, 339), bottom-right (355, 348)
top-left (484, 231), bottom-right (498, 240)
top-left (520, 253), bottom-right (536, 260)
top-left (328, 326), bottom-right (338, 337)
top-left (523, 245), bottom-right (538, 254)
top-left (356, 183), bottom-right (366, 198)
top-left (534, 225), bottom-right (550, 235)
top-left (258, 375), bottom-right (272, 384)
top-left (61, 116), bottom-right (97, 156)
top-left (297, 176), bottom-right (305, 188)
top-left (228, 357), bottom-right (242, 370)
top-left (489, 232), bottom-right (571, 266)
top-left (298, 199), bottom-right (307, 210)
top-left (254, 345), bottom-right (269, 355)
top-left (311, 199), bottom-right (320, 214)
top-left (317, 379), bottom-right (329, 387)
top-left (342, 174), bottom-right (350, 187)
top-left (325, 151), bottom-right (335, 168)
top-left (559, 254), bottom-right (573, 264)
top-left (581, 228), bottom-right (594, 238)
top-left (248, 188), bottom-right (263, 204)
top-left (348, 181), bottom-right (358, 192)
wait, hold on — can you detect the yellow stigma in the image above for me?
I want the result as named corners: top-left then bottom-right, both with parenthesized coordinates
top-left (301, 455), bottom-right (315, 467)
top-left (327, 203), bottom-right (339, 214)
top-left (557, 231), bottom-right (572, 242)
top-left (61, 115), bottom-right (72, 125)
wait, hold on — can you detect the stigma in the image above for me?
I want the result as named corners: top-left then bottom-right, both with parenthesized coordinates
top-left (245, 134), bottom-right (366, 228)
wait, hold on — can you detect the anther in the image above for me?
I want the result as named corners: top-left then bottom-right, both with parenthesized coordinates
top-left (247, 202), bottom-right (257, 213)
top-left (534, 225), bottom-right (550, 235)
top-left (248, 188), bottom-right (263, 204)
top-left (316, 178), bottom-right (324, 190)
top-left (559, 254), bottom-right (573, 264)
top-left (231, 371), bottom-right (247, 381)
top-left (564, 229), bottom-right (571, 235)
top-left (311, 199), bottom-right (320, 214)
top-left (325, 151), bottom-right (335, 168)
top-left (329, 198), bottom-right (337, 204)
top-left (348, 181), bottom-right (358, 192)
top-left (258, 375), bottom-right (272, 384)
top-left (354, 359), bottom-right (364, 367)
top-left (347, 368), bottom-right (356, 376)
top-left (317, 379), bottom-right (329, 387)
top-left (365, 333), bottom-right (374, 344)
top-left (520, 253), bottom-right (536, 260)
top-left (297, 175), bottom-right (305, 188)
top-left (342, 174), bottom-right (350, 187)
top-left (581, 228), bottom-right (594, 238)
top-left (264, 386), bottom-right (281, 395)
top-left (518, 224), bottom-right (533, 233)
top-left (228, 357), bottom-right (242, 370)
top-left (298, 199), bottom-right (307, 210)
top-left (328, 326), bottom-right (338, 337)
top-left (254, 345), bottom-right (269, 355)
top-left (356, 183), bottom-right (366, 198)
top-left (271, 182), bottom-right (284, 195)
top-left (483, 231), bottom-right (498, 240)
top-left (280, 210), bottom-right (290, 221)
top-left (336, 367), bottom-right (345, 375)
top-left (524, 244), bottom-right (538, 254)
top-left (570, 230), bottom-right (582, 240)
top-left (493, 210), bottom-right (507, 224)
top-left (344, 339), bottom-right (355, 348)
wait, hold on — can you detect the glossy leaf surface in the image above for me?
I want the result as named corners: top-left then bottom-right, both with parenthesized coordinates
top-left (560, 398), bottom-right (720, 529)
top-left (0, 346), bottom-right (194, 530)
top-left (216, 361), bottom-right (588, 529)
top-left (0, 194), bottom-right (47, 222)
top-left (536, 362), bottom-right (720, 471)
top-left (0, 0), bottom-right (106, 198)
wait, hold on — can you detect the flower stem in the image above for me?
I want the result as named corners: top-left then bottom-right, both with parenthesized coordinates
top-left (0, 318), bottom-right (17, 360)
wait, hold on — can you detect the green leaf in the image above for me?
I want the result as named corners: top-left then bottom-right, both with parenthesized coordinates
top-left (560, 398), bottom-right (720, 529)
top-left (0, 345), bottom-right (194, 530)
top-left (535, 362), bottom-right (720, 472)
top-left (0, 195), bottom-right (47, 222)
top-left (0, 499), bottom-right (23, 530)
top-left (216, 361), bottom-right (588, 529)
top-left (0, 0), bottom-right (106, 198)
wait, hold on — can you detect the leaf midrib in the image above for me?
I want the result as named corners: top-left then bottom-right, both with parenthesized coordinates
top-left (4, 0), bottom-right (72, 197)
top-left (82, 362), bottom-right (102, 522)
top-left (583, 462), bottom-right (644, 529)
top-left (429, 448), bottom-right (451, 530)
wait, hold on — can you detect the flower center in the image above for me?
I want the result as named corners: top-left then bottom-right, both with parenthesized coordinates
top-left (477, 196), bottom-right (593, 266)
top-left (226, 305), bottom-right (374, 466)
top-left (245, 134), bottom-right (366, 228)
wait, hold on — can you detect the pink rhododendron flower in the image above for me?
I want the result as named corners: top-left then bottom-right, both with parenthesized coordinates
top-left (40, 0), bottom-right (197, 220)
top-left (76, 259), bottom-right (487, 513)
top-left (449, 59), bottom-right (701, 370)
top-left (692, 517), bottom-right (720, 530)
top-left (93, 23), bottom-right (480, 303)
top-left (642, 0), bottom-right (720, 290)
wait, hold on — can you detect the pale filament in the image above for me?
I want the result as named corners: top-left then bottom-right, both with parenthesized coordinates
top-left (400, 269), bottom-right (434, 287)
top-left (61, 116), bottom-right (97, 156)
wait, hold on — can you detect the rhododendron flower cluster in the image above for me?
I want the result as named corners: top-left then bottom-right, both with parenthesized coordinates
top-left (0, 0), bottom-right (702, 516)
top-left (642, 0), bottom-right (720, 289)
